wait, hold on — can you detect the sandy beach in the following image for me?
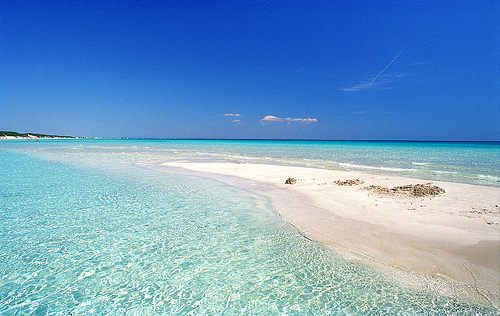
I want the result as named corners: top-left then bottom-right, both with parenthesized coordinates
top-left (156, 162), bottom-right (500, 305)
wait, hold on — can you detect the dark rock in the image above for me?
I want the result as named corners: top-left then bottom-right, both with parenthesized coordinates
top-left (285, 178), bottom-right (297, 185)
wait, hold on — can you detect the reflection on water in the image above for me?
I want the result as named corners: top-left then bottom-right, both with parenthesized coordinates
top-left (0, 141), bottom-right (498, 314)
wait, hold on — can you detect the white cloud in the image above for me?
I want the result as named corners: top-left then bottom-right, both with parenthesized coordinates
top-left (261, 115), bottom-right (284, 122)
top-left (223, 113), bottom-right (241, 117)
top-left (260, 115), bottom-right (318, 124)
top-left (285, 117), bottom-right (318, 123)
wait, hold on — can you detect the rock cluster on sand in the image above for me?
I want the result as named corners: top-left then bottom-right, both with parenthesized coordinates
top-left (365, 183), bottom-right (445, 197)
top-left (333, 179), bottom-right (365, 186)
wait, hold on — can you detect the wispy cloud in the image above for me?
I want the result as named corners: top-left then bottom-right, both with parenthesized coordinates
top-left (223, 113), bottom-right (241, 117)
top-left (342, 82), bottom-right (378, 92)
top-left (343, 72), bottom-right (408, 92)
top-left (344, 44), bottom-right (411, 92)
top-left (260, 115), bottom-right (318, 124)
top-left (286, 117), bottom-right (318, 123)
top-left (367, 47), bottom-right (406, 86)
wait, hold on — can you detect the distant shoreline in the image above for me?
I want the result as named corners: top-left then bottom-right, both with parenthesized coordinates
top-left (0, 130), bottom-right (77, 139)
top-left (0, 136), bottom-right (80, 140)
top-left (0, 136), bottom-right (100, 140)
top-left (0, 131), bottom-right (105, 140)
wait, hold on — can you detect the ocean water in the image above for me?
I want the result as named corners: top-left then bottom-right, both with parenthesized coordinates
top-left (1, 139), bottom-right (499, 315)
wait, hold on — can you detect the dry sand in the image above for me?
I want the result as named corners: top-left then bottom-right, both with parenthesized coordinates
top-left (155, 162), bottom-right (500, 305)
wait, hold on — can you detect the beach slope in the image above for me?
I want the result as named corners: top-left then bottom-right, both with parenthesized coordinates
top-left (157, 162), bottom-right (500, 304)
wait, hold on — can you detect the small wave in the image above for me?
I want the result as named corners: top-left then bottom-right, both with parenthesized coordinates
top-left (412, 162), bottom-right (429, 166)
top-left (225, 155), bottom-right (259, 160)
top-left (338, 163), bottom-right (417, 172)
top-left (433, 170), bottom-right (458, 175)
top-left (477, 174), bottom-right (500, 182)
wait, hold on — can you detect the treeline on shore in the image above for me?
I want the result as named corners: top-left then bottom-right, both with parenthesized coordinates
top-left (0, 131), bottom-right (76, 139)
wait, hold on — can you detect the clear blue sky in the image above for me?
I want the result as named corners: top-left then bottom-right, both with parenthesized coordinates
top-left (1, 1), bottom-right (499, 140)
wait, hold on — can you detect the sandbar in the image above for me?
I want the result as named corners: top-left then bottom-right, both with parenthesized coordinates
top-left (154, 162), bottom-right (500, 306)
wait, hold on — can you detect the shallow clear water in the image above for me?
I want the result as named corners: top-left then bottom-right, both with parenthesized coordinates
top-left (7, 139), bottom-right (499, 187)
top-left (1, 140), bottom-right (499, 314)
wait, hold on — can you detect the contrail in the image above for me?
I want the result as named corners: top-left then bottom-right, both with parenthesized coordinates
top-left (367, 45), bottom-right (408, 87)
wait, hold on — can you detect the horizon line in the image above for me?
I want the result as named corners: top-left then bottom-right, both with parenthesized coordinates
top-left (80, 138), bottom-right (500, 143)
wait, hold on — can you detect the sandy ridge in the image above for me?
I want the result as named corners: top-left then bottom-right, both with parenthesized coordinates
top-left (155, 162), bottom-right (500, 306)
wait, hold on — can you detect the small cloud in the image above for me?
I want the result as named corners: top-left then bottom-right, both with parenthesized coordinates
top-left (285, 118), bottom-right (318, 123)
top-left (260, 115), bottom-right (318, 124)
top-left (261, 115), bottom-right (284, 122)
top-left (223, 113), bottom-right (241, 117)
top-left (232, 119), bottom-right (241, 123)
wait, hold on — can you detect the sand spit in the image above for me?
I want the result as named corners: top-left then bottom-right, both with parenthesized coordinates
top-left (154, 162), bottom-right (500, 306)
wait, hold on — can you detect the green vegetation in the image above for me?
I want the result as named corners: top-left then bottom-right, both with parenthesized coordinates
top-left (0, 131), bottom-right (75, 138)
top-left (0, 131), bottom-right (22, 137)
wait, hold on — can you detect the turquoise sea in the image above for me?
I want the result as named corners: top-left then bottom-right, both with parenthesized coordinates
top-left (1, 139), bottom-right (499, 315)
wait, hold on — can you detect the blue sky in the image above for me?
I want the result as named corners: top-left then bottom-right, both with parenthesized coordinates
top-left (1, 1), bottom-right (498, 140)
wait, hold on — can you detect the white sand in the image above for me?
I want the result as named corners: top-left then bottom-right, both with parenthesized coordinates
top-left (157, 162), bottom-right (500, 303)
